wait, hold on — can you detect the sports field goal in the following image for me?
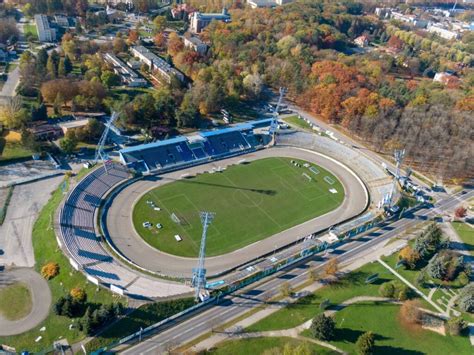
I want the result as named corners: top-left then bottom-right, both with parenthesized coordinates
top-left (302, 172), bottom-right (312, 182)
top-left (324, 176), bottom-right (335, 185)
top-left (171, 212), bottom-right (189, 226)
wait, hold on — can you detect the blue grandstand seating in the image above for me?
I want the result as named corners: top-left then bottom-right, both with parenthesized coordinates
top-left (119, 119), bottom-right (272, 173)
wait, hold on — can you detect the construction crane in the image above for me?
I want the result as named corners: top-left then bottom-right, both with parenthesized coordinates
top-left (192, 211), bottom-right (215, 302)
top-left (94, 112), bottom-right (118, 174)
top-left (269, 87), bottom-right (287, 144)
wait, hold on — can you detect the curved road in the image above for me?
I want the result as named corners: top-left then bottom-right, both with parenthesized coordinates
top-left (0, 268), bottom-right (52, 336)
top-left (105, 146), bottom-right (368, 278)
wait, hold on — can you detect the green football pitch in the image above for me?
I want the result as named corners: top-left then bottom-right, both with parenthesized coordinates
top-left (132, 157), bottom-right (344, 257)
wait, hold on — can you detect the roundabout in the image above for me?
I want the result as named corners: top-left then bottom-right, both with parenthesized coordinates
top-left (103, 146), bottom-right (369, 278)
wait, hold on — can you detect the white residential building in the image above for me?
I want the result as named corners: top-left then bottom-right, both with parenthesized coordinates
top-left (190, 8), bottom-right (231, 33)
top-left (35, 14), bottom-right (56, 42)
top-left (247, 0), bottom-right (293, 9)
top-left (131, 46), bottom-right (185, 83)
top-left (183, 35), bottom-right (208, 55)
top-left (427, 25), bottom-right (459, 40)
top-left (103, 53), bottom-right (147, 87)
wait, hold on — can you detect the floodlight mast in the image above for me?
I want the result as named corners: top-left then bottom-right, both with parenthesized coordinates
top-left (387, 149), bottom-right (405, 209)
top-left (192, 211), bottom-right (215, 301)
top-left (270, 87), bottom-right (287, 144)
top-left (94, 112), bottom-right (118, 174)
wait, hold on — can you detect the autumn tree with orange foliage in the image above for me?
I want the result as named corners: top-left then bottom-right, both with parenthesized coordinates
top-left (128, 29), bottom-right (139, 44)
top-left (399, 300), bottom-right (422, 327)
top-left (168, 33), bottom-right (184, 57)
top-left (154, 32), bottom-right (167, 49)
top-left (325, 257), bottom-right (338, 276)
top-left (398, 246), bottom-right (420, 269)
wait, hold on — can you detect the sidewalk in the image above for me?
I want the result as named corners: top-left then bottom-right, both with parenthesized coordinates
top-left (189, 238), bottom-right (409, 352)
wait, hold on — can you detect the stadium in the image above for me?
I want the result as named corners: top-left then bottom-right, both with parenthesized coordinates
top-left (57, 118), bottom-right (393, 299)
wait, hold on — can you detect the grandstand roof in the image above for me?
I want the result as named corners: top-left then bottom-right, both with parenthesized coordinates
top-left (199, 124), bottom-right (253, 138)
top-left (120, 136), bottom-right (187, 154)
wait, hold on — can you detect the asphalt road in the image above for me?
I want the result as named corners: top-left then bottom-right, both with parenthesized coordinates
top-left (0, 268), bottom-right (52, 336)
top-left (105, 146), bottom-right (368, 278)
top-left (0, 66), bottom-right (20, 97)
top-left (120, 188), bottom-right (473, 354)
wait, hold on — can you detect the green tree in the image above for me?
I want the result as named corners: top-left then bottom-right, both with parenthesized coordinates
top-left (153, 15), bottom-right (167, 33)
top-left (379, 282), bottom-right (395, 298)
top-left (447, 317), bottom-right (467, 336)
top-left (58, 58), bottom-right (67, 77)
top-left (64, 55), bottom-right (73, 75)
top-left (101, 70), bottom-right (121, 88)
top-left (0, 98), bottom-right (29, 129)
top-left (356, 331), bottom-right (375, 355)
top-left (36, 48), bottom-right (48, 75)
top-left (47, 51), bottom-right (60, 78)
top-left (176, 106), bottom-right (200, 128)
top-left (21, 128), bottom-right (40, 152)
top-left (310, 313), bottom-right (335, 341)
top-left (59, 136), bottom-right (77, 154)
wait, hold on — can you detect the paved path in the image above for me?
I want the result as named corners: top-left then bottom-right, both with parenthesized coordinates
top-left (0, 66), bottom-right (20, 97)
top-left (0, 176), bottom-right (63, 267)
top-left (190, 239), bottom-right (408, 353)
top-left (377, 258), bottom-right (445, 314)
top-left (105, 146), bottom-right (368, 278)
top-left (0, 268), bottom-right (52, 336)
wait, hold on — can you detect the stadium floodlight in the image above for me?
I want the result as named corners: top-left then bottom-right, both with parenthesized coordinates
top-left (192, 211), bottom-right (215, 302)
top-left (269, 87), bottom-right (287, 144)
top-left (94, 112), bottom-right (119, 174)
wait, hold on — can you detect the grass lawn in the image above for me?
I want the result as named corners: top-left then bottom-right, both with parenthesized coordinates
top-left (282, 114), bottom-right (313, 131)
top-left (0, 131), bottom-right (34, 162)
top-left (0, 179), bottom-right (125, 352)
top-left (0, 283), bottom-right (32, 321)
top-left (451, 221), bottom-right (474, 256)
top-left (210, 336), bottom-right (337, 355)
top-left (133, 157), bottom-right (344, 257)
top-left (85, 298), bottom-right (194, 352)
top-left (23, 23), bottom-right (38, 40)
top-left (246, 262), bottom-right (400, 332)
top-left (314, 301), bottom-right (471, 354)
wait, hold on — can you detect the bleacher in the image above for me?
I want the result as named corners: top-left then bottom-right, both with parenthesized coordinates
top-left (119, 120), bottom-right (271, 174)
top-left (59, 164), bottom-right (139, 287)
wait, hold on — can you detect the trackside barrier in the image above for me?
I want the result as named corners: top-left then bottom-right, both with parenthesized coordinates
top-left (87, 274), bottom-right (99, 285)
top-left (69, 257), bottom-right (79, 271)
top-left (93, 297), bottom-right (216, 354)
top-left (55, 235), bottom-right (62, 248)
top-left (110, 284), bottom-right (125, 296)
top-left (95, 202), bottom-right (425, 354)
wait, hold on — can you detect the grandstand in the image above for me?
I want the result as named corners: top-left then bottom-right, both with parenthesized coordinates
top-left (119, 120), bottom-right (271, 174)
top-left (58, 163), bottom-right (193, 298)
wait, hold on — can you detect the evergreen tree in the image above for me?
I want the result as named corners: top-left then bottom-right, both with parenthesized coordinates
top-left (58, 58), bottom-right (66, 77)
top-left (64, 55), bottom-right (73, 75)
top-left (47, 51), bottom-right (60, 78)
top-left (356, 331), bottom-right (375, 355)
top-left (36, 48), bottom-right (48, 75)
top-left (310, 313), bottom-right (335, 341)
